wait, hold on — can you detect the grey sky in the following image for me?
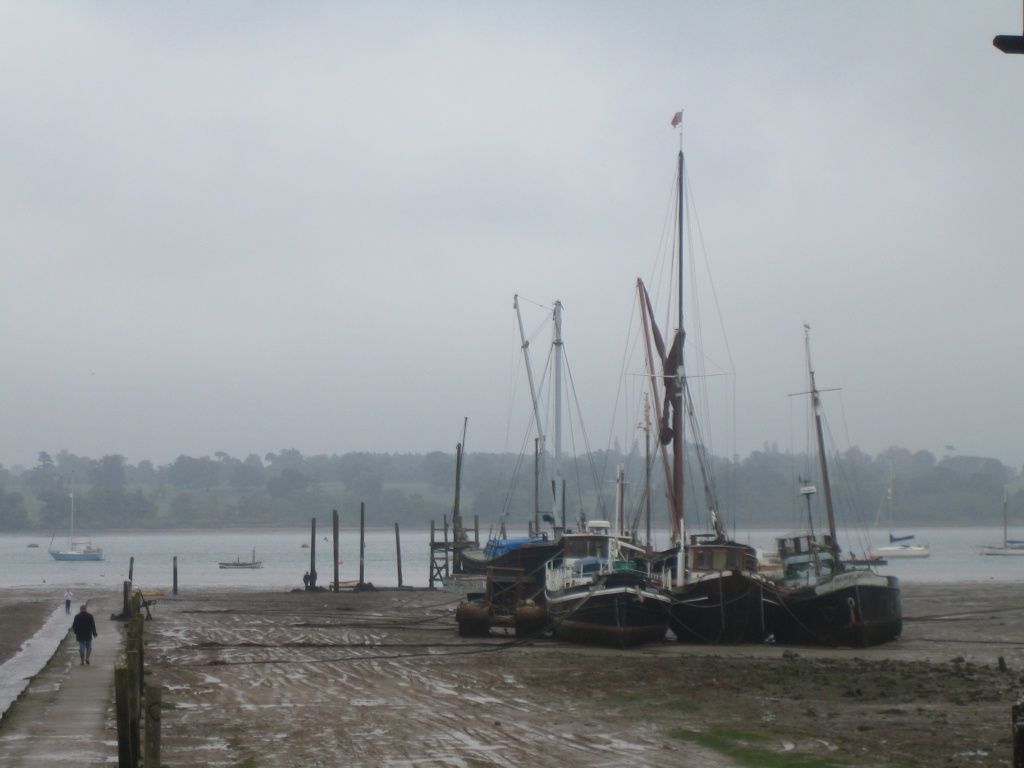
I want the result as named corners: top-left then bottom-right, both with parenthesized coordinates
top-left (2, 2), bottom-right (1022, 470)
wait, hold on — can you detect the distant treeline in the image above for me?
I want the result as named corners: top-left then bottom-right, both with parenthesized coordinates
top-left (0, 445), bottom-right (1020, 533)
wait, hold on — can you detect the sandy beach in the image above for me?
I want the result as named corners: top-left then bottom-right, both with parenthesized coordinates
top-left (1, 581), bottom-right (1022, 766)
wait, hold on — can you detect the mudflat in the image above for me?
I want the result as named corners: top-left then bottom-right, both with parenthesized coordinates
top-left (130, 580), bottom-right (1023, 768)
top-left (0, 591), bottom-right (64, 667)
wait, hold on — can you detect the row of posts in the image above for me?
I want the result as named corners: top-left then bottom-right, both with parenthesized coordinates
top-left (305, 504), bottom-right (407, 591)
top-left (114, 588), bottom-right (160, 768)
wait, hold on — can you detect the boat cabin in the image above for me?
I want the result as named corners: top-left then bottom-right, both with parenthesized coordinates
top-left (775, 532), bottom-right (838, 586)
top-left (686, 539), bottom-right (758, 574)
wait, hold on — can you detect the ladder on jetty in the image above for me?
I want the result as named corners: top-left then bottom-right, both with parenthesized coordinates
top-left (428, 514), bottom-right (480, 588)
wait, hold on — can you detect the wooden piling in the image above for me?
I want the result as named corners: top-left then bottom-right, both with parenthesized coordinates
top-left (395, 522), bottom-right (403, 588)
top-left (332, 508), bottom-right (340, 593)
top-left (115, 664), bottom-right (135, 768)
top-left (172, 556), bottom-right (178, 595)
top-left (125, 648), bottom-right (141, 761)
top-left (429, 519), bottom-right (436, 588)
top-left (122, 581), bottom-right (132, 619)
top-left (443, 514), bottom-right (450, 578)
top-left (1013, 698), bottom-right (1024, 768)
top-left (474, 514), bottom-right (479, 546)
top-left (309, 517), bottom-right (317, 588)
top-left (144, 684), bottom-right (161, 768)
top-left (359, 502), bottom-right (366, 586)
top-left (128, 555), bottom-right (134, 584)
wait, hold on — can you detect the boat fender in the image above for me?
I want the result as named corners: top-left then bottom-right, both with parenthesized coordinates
top-left (847, 597), bottom-right (857, 625)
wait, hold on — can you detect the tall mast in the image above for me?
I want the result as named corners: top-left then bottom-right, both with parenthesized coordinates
top-left (673, 149), bottom-right (686, 546)
top-left (69, 470), bottom-right (75, 543)
top-left (552, 300), bottom-right (565, 531)
top-left (803, 322), bottom-right (840, 561)
top-left (643, 393), bottom-right (652, 549)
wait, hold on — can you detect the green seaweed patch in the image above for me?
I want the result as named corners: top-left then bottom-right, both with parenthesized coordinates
top-left (615, 689), bottom-right (698, 714)
top-left (672, 728), bottom-right (843, 768)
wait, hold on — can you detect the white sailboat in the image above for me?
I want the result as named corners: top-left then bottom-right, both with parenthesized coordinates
top-left (978, 488), bottom-right (1024, 556)
top-left (869, 464), bottom-right (929, 559)
top-left (48, 489), bottom-right (104, 562)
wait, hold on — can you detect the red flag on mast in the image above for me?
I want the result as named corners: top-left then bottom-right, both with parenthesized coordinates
top-left (671, 111), bottom-right (683, 128)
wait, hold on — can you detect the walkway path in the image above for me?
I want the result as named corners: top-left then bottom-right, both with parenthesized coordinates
top-left (0, 596), bottom-right (122, 767)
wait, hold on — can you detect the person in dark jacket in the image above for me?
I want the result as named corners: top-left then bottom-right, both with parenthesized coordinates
top-left (71, 604), bottom-right (98, 665)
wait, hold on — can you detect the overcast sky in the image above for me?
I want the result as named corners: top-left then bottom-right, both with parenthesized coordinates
top-left (2, 2), bottom-right (1022, 470)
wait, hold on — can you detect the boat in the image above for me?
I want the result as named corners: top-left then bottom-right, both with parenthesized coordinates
top-left (48, 488), bottom-right (104, 562)
top-left (765, 325), bottom-right (902, 647)
top-left (869, 464), bottom-right (929, 559)
top-left (26, 543), bottom-right (39, 548)
top-left (544, 517), bottom-right (671, 646)
top-left (218, 549), bottom-right (263, 569)
top-left (636, 129), bottom-right (772, 644)
top-left (978, 488), bottom-right (1024, 556)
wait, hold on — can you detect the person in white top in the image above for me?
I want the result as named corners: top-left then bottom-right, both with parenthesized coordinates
top-left (64, 589), bottom-right (74, 614)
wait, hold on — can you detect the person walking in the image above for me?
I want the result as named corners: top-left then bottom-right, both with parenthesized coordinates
top-left (71, 604), bottom-right (98, 665)
top-left (64, 589), bottom-right (73, 614)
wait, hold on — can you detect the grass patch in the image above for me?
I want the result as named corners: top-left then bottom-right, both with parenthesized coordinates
top-left (672, 728), bottom-right (844, 768)
top-left (615, 689), bottom-right (697, 715)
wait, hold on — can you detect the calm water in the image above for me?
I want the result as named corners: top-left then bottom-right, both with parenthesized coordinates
top-left (2, 525), bottom-right (1022, 593)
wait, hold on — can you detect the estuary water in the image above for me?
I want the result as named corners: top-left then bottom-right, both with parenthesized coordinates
top-left (2, 525), bottom-right (1022, 593)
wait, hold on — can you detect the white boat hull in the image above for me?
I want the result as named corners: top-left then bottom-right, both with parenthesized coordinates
top-left (978, 546), bottom-right (1024, 556)
top-left (870, 544), bottom-right (929, 559)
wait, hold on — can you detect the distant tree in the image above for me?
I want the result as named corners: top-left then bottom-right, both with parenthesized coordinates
top-left (128, 460), bottom-right (159, 487)
top-left (0, 486), bottom-right (27, 529)
top-left (170, 491), bottom-right (208, 526)
top-left (25, 452), bottom-right (63, 495)
top-left (419, 451), bottom-right (454, 489)
top-left (264, 449), bottom-right (305, 474)
top-left (267, 468), bottom-right (314, 499)
top-left (166, 455), bottom-right (220, 490)
top-left (91, 455), bottom-right (127, 491)
top-left (228, 454), bottom-right (264, 489)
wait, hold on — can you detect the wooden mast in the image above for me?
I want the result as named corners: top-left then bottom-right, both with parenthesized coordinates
top-left (804, 322), bottom-right (840, 563)
top-left (673, 148), bottom-right (686, 548)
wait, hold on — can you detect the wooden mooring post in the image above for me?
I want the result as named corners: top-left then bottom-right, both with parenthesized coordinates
top-left (1013, 697), bottom-right (1024, 767)
top-left (172, 556), bottom-right (178, 595)
top-left (309, 517), bottom-right (317, 588)
top-left (395, 522), bottom-right (403, 587)
top-left (358, 501), bottom-right (366, 586)
top-left (332, 508), bottom-right (340, 592)
top-left (128, 555), bottom-right (134, 583)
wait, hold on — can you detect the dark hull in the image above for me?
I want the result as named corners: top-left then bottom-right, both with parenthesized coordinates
top-left (670, 572), bottom-right (770, 644)
top-left (546, 573), bottom-right (670, 647)
top-left (766, 573), bottom-right (902, 647)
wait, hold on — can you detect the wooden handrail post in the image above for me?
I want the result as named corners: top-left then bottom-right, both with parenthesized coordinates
top-left (144, 684), bottom-right (161, 768)
top-left (115, 664), bottom-right (134, 767)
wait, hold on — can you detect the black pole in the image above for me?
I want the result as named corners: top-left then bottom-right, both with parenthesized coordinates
top-left (309, 518), bottom-right (317, 589)
top-left (359, 502), bottom-right (366, 586)
top-left (172, 556), bottom-right (178, 596)
top-left (332, 509), bottom-right (339, 592)
top-left (395, 522), bottom-right (403, 588)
